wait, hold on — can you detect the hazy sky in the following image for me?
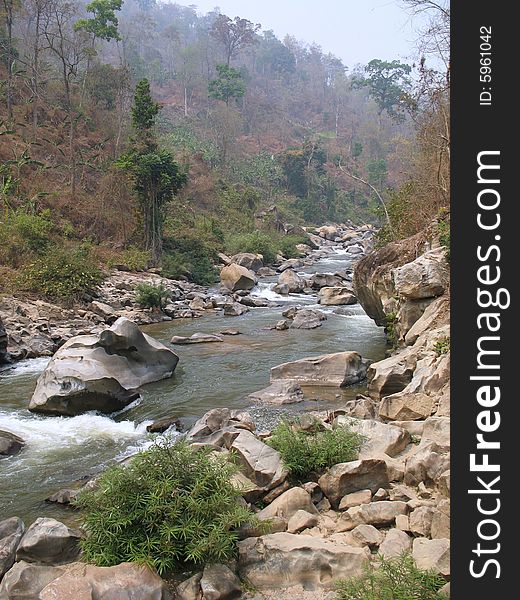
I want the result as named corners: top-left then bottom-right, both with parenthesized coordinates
top-left (179, 0), bottom-right (426, 68)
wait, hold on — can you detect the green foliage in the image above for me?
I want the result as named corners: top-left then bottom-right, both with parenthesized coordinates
top-left (434, 336), bottom-right (450, 356)
top-left (437, 218), bottom-right (450, 262)
top-left (21, 246), bottom-right (103, 301)
top-left (226, 230), bottom-right (278, 264)
top-left (163, 234), bottom-right (218, 285)
top-left (131, 79), bottom-right (160, 132)
top-left (74, 439), bottom-right (256, 574)
top-left (376, 183), bottom-right (417, 246)
top-left (0, 209), bottom-right (53, 266)
top-left (209, 64), bottom-right (246, 104)
top-left (134, 282), bottom-right (170, 308)
top-left (334, 553), bottom-right (446, 600)
top-left (75, 0), bottom-right (123, 41)
top-left (384, 312), bottom-right (398, 348)
top-left (361, 59), bottom-right (413, 119)
top-left (118, 247), bottom-right (151, 271)
top-left (278, 234), bottom-right (307, 258)
top-left (267, 419), bottom-right (364, 481)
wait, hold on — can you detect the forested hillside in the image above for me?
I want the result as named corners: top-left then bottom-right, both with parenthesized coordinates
top-left (1, 0), bottom-right (449, 297)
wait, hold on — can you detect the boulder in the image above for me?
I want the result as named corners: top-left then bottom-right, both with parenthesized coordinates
top-left (318, 287), bottom-right (357, 306)
top-left (405, 296), bottom-right (449, 346)
top-left (230, 430), bottom-right (287, 491)
top-left (0, 517), bottom-right (25, 580)
top-left (16, 518), bottom-right (82, 565)
top-left (176, 572), bottom-right (202, 600)
top-left (367, 349), bottom-right (416, 400)
top-left (277, 269), bottom-right (305, 293)
top-left (220, 264), bottom-right (257, 292)
top-left (392, 249), bottom-right (448, 300)
top-left (223, 302), bottom-right (249, 316)
top-left (200, 564), bottom-right (242, 600)
top-left (318, 460), bottom-right (389, 508)
top-left (290, 308), bottom-right (327, 330)
top-left (346, 501), bottom-right (409, 528)
top-left (287, 510), bottom-right (319, 534)
top-left (238, 533), bottom-right (369, 590)
top-left (404, 442), bottom-right (450, 487)
top-left (248, 380), bottom-right (304, 405)
top-left (90, 301), bottom-right (117, 324)
top-left (317, 225), bottom-right (339, 241)
top-left (350, 524), bottom-right (383, 548)
top-left (412, 538), bottom-right (450, 578)
top-left (0, 317), bottom-right (8, 364)
top-left (379, 392), bottom-right (436, 421)
top-left (335, 417), bottom-right (411, 458)
top-left (29, 318), bottom-right (179, 416)
top-left (309, 273), bottom-right (346, 289)
top-left (231, 253), bottom-right (264, 273)
top-left (338, 489), bottom-right (372, 511)
top-left (379, 528), bottom-right (412, 558)
top-left (239, 296), bottom-right (270, 308)
top-left (0, 431), bottom-right (25, 457)
top-left (271, 352), bottom-right (369, 387)
top-left (146, 416), bottom-right (182, 434)
top-left (431, 500), bottom-right (450, 539)
top-left (409, 506), bottom-right (435, 537)
top-left (170, 333), bottom-right (224, 344)
top-left (0, 561), bottom-right (65, 599)
top-left (277, 259), bottom-right (305, 273)
top-left (257, 488), bottom-right (318, 521)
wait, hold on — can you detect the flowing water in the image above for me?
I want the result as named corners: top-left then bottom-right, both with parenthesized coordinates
top-left (0, 248), bottom-right (386, 525)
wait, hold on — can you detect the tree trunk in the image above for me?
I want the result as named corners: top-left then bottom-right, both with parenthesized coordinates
top-left (4, 1), bottom-right (14, 123)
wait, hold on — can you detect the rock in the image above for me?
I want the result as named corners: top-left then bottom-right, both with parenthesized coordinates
top-left (282, 306), bottom-right (299, 319)
top-left (404, 442), bottom-right (450, 487)
top-left (271, 352), bottom-right (369, 387)
top-left (217, 252), bottom-right (232, 266)
top-left (275, 319), bottom-right (289, 331)
top-left (231, 253), bottom-right (264, 273)
top-left (272, 283), bottom-right (290, 295)
top-left (239, 296), bottom-right (270, 308)
top-left (16, 518), bottom-right (82, 565)
top-left (317, 225), bottom-right (339, 241)
top-left (405, 296), bottom-right (449, 346)
top-left (277, 269), bottom-right (305, 293)
top-left (318, 460), bottom-right (389, 508)
top-left (146, 416), bottom-right (181, 433)
top-left (0, 431), bottom-right (25, 457)
top-left (90, 301), bottom-right (117, 324)
top-left (335, 417), bottom-right (411, 458)
top-left (346, 501), bottom-right (409, 528)
top-left (367, 349), bottom-right (416, 400)
top-left (379, 528), bottom-right (412, 558)
top-left (379, 392), bottom-right (436, 421)
top-left (287, 510), bottom-right (319, 534)
top-left (431, 500), bottom-right (450, 539)
top-left (0, 517), bottom-right (25, 580)
top-left (372, 488), bottom-right (389, 501)
top-left (395, 514), bottom-right (410, 531)
top-left (412, 538), bottom-right (450, 578)
top-left (189, 297), bottom-right (207, 311)
top-left (223, 302), bottom-right (249, 316)
top-left (277, 259), bottom-right (305, 272)
top-left (0, 561), bottom-right (65, 599)
top-left (220, 264), bottom-right (257, 292)
top-left (439, 582), bottom-right (450, 598)
top-left (301, 482), bottom-right (323, 504)
top-left (351, 524), bottom-right (383, 548)
top-left (257, 267), bottom-right (277, 277)
top-left (409, 506), bottom-right (435, 537)
top-left (318, 287), bottom-right (357, 306)
top-left (0, 317), bottom-right (8, 363)
top-left (220, 329), bottom-right (241, 336)
top-left (393, 249), bottom-right (448, 300)
top-left (200, 564), bottom-right (242, 600)
top-left (37, 561), bottom-right (171, 599)
top-left (257, 487), bottom-right (318, 521)
top-left (342, 396), bottom-right (377, 419)
top-left (238, 533), bottom-right (369, 590)
top-left (338, 489), bottom-right (372, 511)
top-left (29, 318), bottom-right (179, 416)
top-left (176, 572), bottom-right (202, 600)
top-left (421, 417), bottom-right (450, 447)
top-left (309, 273), bottom-right (346, 289)
top-left (46, 488), bottom-right (81, 505)
top-left (290, 309), bottom-right (327, 330)
top-left (248, 380), bottom-right (304, 405)
top-left (230, 430), bottom-right (287, 491)
top-left (170, 333), bottom-right (224, 344)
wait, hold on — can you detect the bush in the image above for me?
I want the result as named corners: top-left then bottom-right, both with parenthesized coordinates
top-left (226, 231), bottom-right (278, 264)
top-left (267, 419), bottom-right (364, 481)
top-left (74, 439), bottom-right (256, 574)
top-left (161, 252), bottom-right (190, 280)
top-left (334, 553), bottom-right (446, 600)
top-left (278, 234), bottom-right (307, 259)
top-left (163, 234), bottom-right (218, 286)
top-left (135, 282), bottom-right (170, 308)
top-left (21, 245), bottom-right (103, 301)
top-left (0, 209), bottom-right (54, 266)
top-left (437, 218), bottom-right (450, 262)
top-left (119, 247), bottom-right (151, 271)
top-left (434, 336), bottom-right (450, 356)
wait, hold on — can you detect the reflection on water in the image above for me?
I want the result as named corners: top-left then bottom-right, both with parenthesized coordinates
top-left (0, 250), bottom-right (386, 523)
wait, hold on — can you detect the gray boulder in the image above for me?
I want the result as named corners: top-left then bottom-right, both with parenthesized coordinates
top-left (0, 561), bottom-right (65, 599)
top-left (318, 287), bottom-right (357, 306)
top-left (16, 518), bottom-right (82, 565)
top-left (0, 517), bottom-right (25, 580)
top-left (290, 308), bottom-right (327, 330)
top-left (170, 333), bottom-right (223, 344)
top-left (220, 264), bottom-right (257, 292)
top-left (248, 380), bottom-right (304, 405)
top-left (277, 269), bottom-right (305, 293)
top-left (0, 431), bottom-right (25, 457)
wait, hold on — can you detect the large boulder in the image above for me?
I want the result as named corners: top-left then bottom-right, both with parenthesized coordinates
top-left (367, 348), bottom-right (417, 400)
top-left (0, 431), bottom-right (25, 457)
top-left (248, 380), bottom-right (304, 405)
top-left (271, 352), bottom-right (370, 387)
top-left (290, 308), bottom-right (327, 330)
top-left (220, 264), bottom-right (257, 292)
top-left (238, 533), bottom-right (369, 590)
top-left (309, 273), bottom-right (347, 289)
top-left (404, 442), bottom-right (450, 487)
top-left (277, 269), bottom-right (305, 293)
top-left (28, 318), bottom-right (179, 416)
top-left (318, 287), bottom-right (357, 306)
top-left (392, 249), bottom-right (448, 300)
top-left (231, 253), bottom-right (264, 273)
top-left (318, 459), bottom-right (389, 508)
top-left (379, 392), bottom-right (436, 421)
top-left (16, 518), bottom-right (82, 565)
top-left (412, 538), bottom-right (450, 578)
top-left (335, 417), bottom-right (411, 458)
top-left (257, 487), bottom-right (318, 521)
top-left (379, 528), bottom-right (412, 558)
top-left (199, 564), bottom-right (242, 600)
top-left (0, 561), bottom-right (65, 599)
top-left (0, 517), bottom-right (25, 580)
top-left (0, 317), bottom-right (8, 364)
top-left (345, 501), bottom-right (409, 528)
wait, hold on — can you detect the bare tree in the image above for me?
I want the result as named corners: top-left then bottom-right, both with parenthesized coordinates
top-left (1, 0), bottom-right (19, 122)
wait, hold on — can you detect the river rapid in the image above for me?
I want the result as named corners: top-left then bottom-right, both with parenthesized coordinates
top-left (0, 247), bottom-right (386, 525)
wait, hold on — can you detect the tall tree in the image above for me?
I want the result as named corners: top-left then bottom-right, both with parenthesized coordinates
top-left (210, 14), bottom-right (260, 66)
top-left (362, 59), bottom-right (412, 119)
top-left (1, 0), bottom-right (19, 122)
top-left (208, 64), bottom-right (245, 106)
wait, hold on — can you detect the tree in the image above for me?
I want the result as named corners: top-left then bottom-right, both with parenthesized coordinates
top-left (210, 14), bottom-right (260, 66)
top-left (117, 79), bottom-right (187, 263)
top-left (362, 59), bottom-right (412, 119)
top-left (1, 0), bottom-right (20, 122)
top-left (208, 64), bottom-right (246, 106)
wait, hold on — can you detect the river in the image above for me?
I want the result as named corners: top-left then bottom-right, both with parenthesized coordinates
top-left (0, 247), bottom-right (386, 525)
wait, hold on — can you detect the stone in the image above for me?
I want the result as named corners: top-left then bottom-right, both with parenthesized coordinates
top-left (257, 487), bottom-right (318, 521)
top-left (231, 253), bottom-right (264, 273)
top-left (309, 273), bottom-right (346, 289)
top-left (437, 470), bottom-right (450, 497)
top-left (290, 309), bottom-right (327, 330)
top-left (301, 482), bottom-right (323, 504)
top-left (335, 417), bottom-right (411, 458)
top-left (146, 417), bottom-right (181, 433)
top-left (0, 561), bottom-right (65, 599)
top-left (230, 430), bottom-right (287, 491)
top-left (367, 349), bottom-right (416, 400)
top-left (170, 333), bottom-right (224, 344)
top-left (16, 517), bottom-right (82, 565)
top-left (188, 297), bottom-right (207, 311)
top-left (277, 259), bottom-right (305, 272)
top-left (200, 564), bottom-right (242, 600)
top-left (277, 269), bottom-right (305, 293)
top-left (395, 514), bottom-right (410, 531)
top-left (439, 582), bottom-right (450, 598)
top-left (0, 317), bottom-right (8, 364)
top-left (176, 572), bottom-right (202, 600)
top-left (257, 267), bottom-right (277, 277)
top-left (404, 442), bottom-right (450, 487)
top-left (405, 296), bottom-right (449, 346)
top-left (220, 264), bottom-right (257, 292)
top-left (421, 417), bottom-right (450, 448)
top-left (0, 431), bottom-right (25, 457)
top-left (350, 524), bottom-right (383, 548)
top-left (262, 480), bottom-right (292, 504)
top-left (271, 352), bottom-right (370, 388)
top-left (248, 380), bottom-right (304, 405)
top-left (186, 408), bottom-right (254, 442)
top-left (90, 301), bottom-right (117, 324)
top-left (220, 329), bottom-right (241, 336)
top-left (373, 488), bottom-right (389, 501)
top-left (318, 287), bottom-right (357, 306)
top-left (287, 510), bottom-right (319, 534)
top-left (275, 319), bottom-right (289, 330)
top-left (0, 517), bottom-right (25, 580)
top-left (393, 249), bottom-right (448, 300)
top-left (338, 489), bottom-right (372, 511)
top-left (412, 538), bottom-right (450, 578)
top-left (409, 506), bottom-right (435, 537)
top-left (318, 460), bottom-right (389, 508)
top-left (346, 501), bottom-right (409, 528)
top-left (238, 533), bottom-right (369, 590)
top-left (379, 392), bottom-right (436, 421)
top-left (217, 252), bottom-right (232, 266)
top-left (38, 561), bottom-right (170, 599)
top-left (239, 296), bottom-right (270, 308)
top-left (379, 528), bottom-right (412, 558)
top-left (46, 488), bottom-right (80, 505)
top-left (29, 318), bottom-right (179, 416)
top-left (223, 302), bottom-right (249, 316)
top-left (431, 500), bottom-right (450, 539)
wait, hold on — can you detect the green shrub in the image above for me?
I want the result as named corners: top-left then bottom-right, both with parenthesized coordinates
top-left (267, 419), bottom-right (364, 481)
top-left (163, 234), bottom-right (218, 285)
top-left (384, 312), bottom-right (398, 349)
top-left (135, 282), bottom-right (170, 308)
top-left (334, 553), bottom-right (446, 600)
top-left (0, 209), bottom-right (54, 266)
top-left (437, 218), bottom-right (450, 262)
top-left (434, 336), bottom-right (450, 356)
top-left (161, 252), bottom-right (190, 280)
top-left (21, 245), bottom-right (103, 301)
top-left (119, 247), bottom-right (151, 271)
top-left (226, 231), bottom-right (278, 264)
top-left (278, 235), bottom-right (306, 259)
top-left (74, 439), bottom-right (256, 574)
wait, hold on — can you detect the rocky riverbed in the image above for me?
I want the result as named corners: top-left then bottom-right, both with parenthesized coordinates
top-left (0, 222), bottom-right (451, 599)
